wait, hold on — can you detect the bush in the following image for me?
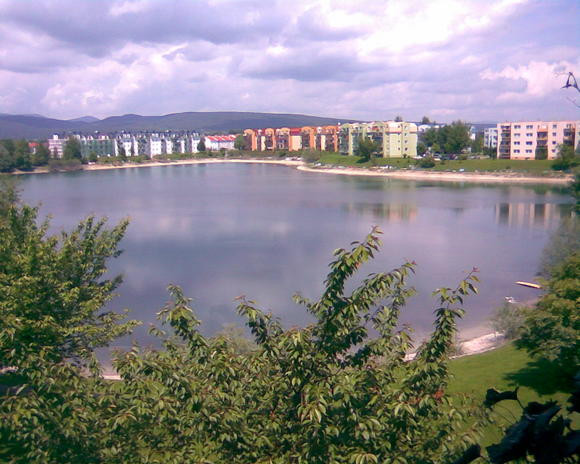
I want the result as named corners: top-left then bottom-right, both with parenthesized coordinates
top-left (489, 301), bottom-right (526, 340)
top-left (47, 158), bottom-right (82, 172)
top-left (418, 156), bottom-right (436, 168)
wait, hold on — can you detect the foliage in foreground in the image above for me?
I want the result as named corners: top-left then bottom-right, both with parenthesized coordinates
top-left (0, 192), bottom-right (485, 463)
top-left (516, 252), bottom-right (580, 376)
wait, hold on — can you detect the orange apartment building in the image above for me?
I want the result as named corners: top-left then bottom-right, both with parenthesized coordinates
top-left (497, 120), bottom-right (579, 160)
top-left (243, 126), bottom-right (339, 152)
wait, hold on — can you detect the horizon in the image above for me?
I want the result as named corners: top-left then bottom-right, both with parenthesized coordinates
top-left (0, 0), bottom-right (578, 123)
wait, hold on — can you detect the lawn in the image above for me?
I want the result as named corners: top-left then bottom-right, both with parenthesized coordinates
top-left (448, 343), bottom-right (576, 445)
top-left (317, 154), bottom-right (568, 175)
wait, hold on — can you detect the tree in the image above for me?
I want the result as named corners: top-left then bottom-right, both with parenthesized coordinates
top-left (63, 138), bottom-right (82, 161)
top-left (394, 115), bottom-right (403, 122)
top-left (0, 183), bottom-right (139, 367)
top-left (13, 139), bottom-right (32, 171)
top-left (552, 144), bottom-right (579, 171)
top-left (417, 141), bottom-right (427, 156)
top-left (118, 146), bottom-right (127, 161)
top-left (471, 134), bottom-right (484, 155)
top-left (516, 253), bottom-right (579, 377)
top-left (234, 134), bottom-right (246, 151)
top-left (355, 136), bottom-right (380, 160)
top-left (32, 143), bottom-right (50, 166)
top-left (197, 137), bottom-right (206, 152)
top-left (421, 116), bottom-right (431, 124)
top-left (0, 222), bottom-right (482, 463)
top-left (535, 145), bottom-right (548, 160)
top-left (0, 143), bottom-right (15, 172)
top-left (418, 156), bottom-right (436, 168)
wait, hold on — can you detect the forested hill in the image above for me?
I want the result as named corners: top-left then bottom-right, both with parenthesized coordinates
top-left (0, 111), bottom-right (360, 139)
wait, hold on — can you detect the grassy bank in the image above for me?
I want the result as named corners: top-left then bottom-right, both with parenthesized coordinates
top-left (318, 154), bottom-right (571, 175)
top-left (448, 343), bottom-right (576, 444)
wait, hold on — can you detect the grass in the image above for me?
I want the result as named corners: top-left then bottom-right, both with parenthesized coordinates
top-left (317, 154), bottom-right (572, 175)
top-left (448, 343), bottom-right (576, 445)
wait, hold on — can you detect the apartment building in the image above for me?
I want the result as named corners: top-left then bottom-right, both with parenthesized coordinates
top-left (339, 121), bottom-right (418, 158)
top-left (48, 135), bottom-right (66, 158)
top-left (484, 128), bottom-right (498, 149)
top-left (205, 135), bottom-right (236, 151)
top-left (496, 120), bottom-right (579, 160)
top-left (243, 126), bottom-right (338, 152)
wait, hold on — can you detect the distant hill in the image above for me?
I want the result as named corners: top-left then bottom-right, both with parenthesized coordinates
top-left (0, 111), bottom-right (359, 139)
top-left (68, 116), bottom-right (100, 123)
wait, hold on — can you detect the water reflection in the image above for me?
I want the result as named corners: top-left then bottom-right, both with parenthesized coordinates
top-left (341, 203), bottom-right (418, 222)
top-left (19, 164), bottom-right (573, 346)
top-left (495, 202), bottom-right (570, 228)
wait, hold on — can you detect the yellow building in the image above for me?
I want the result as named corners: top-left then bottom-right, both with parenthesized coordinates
top-left (339, 121), bottom-right (418, 158)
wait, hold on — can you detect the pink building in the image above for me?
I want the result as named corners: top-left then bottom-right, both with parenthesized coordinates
top-left (497, 120), bottom-right (579, 160)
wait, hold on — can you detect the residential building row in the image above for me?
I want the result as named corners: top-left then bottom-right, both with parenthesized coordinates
top-left (47, 131), bottom-right (236, 158)
top-left (243, 121), bottom-right (418, 158)
top-left (243, 126), bottom-right (339, 152)
top-left (495, 120), bottom-right (579, 160)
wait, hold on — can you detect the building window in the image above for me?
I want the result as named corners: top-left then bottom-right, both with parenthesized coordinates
top-left (514, 125), bottom-right (521, 129)
top-left (552, 124), bottom-right (557, 129)
top-left (526, 133), bottom-right (533, 137)
top-left (552, 132), bottom-right (556, 136)
top-left (514, 141), bottom-right (520, 145)
top-left (514, 133), bottom-right (520, 137)
top-left (526, 125), bottom-right (533, 129)
top-left (525, 149), bottom-right (532, 153)
top-left (514, 149), bottom-right (520, 153)
top-left (526, 141), bottom-right (533, 145)
top-left (552, 141), bottom-right (557, 144)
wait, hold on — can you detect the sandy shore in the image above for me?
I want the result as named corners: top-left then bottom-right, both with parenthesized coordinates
top-left (298, 165), bottom-right (573, 184)
top-left (14, 158), bottom-right (572, 184)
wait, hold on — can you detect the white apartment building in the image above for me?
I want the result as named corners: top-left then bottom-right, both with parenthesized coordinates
top-left (497, 120), bottom-right (579, 160)
top-left (48, 134), bottom-right (66, 158)
top-left (484, 128), bottom-right (498, 149)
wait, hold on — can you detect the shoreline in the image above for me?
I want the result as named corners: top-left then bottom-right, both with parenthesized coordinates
top-left (11, 157), bottom-right (572, 184)
top-left (102, 330), bottom-right (508, 380)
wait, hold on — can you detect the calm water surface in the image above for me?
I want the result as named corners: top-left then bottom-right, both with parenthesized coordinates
top-left (19, 163), bottom-right (573, 347)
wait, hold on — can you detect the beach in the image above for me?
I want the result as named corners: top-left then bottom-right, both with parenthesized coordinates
top-left (14, 157), bottom-right (573, 184)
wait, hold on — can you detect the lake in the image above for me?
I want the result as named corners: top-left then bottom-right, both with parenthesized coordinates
top-left (19, 163), bottom-right (573, 349)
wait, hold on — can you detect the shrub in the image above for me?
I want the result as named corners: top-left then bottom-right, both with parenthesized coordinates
top-left (418, 156), bottom-right (436, 168)
top-left (489, 301), bottom-right (526, 340)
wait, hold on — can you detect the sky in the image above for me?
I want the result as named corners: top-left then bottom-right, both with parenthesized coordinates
top-left (0, 0), bottom-right (578, 122)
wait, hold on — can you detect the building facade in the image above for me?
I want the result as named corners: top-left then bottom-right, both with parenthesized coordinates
top-left (484, 127), bottom-right (498, 149)
top-left (496, 120), bottom-right (579, 160)
top-left (339, 121), bottom-right (418, 158)
top-left (205, 135), bottom-right (236, 151)
top-left (243, 126), bottom-right (338, 152)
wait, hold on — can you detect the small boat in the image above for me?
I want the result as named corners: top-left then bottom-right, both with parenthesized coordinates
top-left (515, 281), bottom-right (541, 289)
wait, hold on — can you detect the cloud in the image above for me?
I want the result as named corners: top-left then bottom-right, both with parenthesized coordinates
top-left (0, 0), bottom-right (578, 121)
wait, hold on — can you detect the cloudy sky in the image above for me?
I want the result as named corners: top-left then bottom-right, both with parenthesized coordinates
top-left (0, 0), bottom-right (578, 122)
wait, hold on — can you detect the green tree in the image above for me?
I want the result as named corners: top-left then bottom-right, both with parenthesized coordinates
top-left (12, 139), bottom-right (32, 171)
top-left (234, 134), bottom-right (246, 150)
top-left (0, 183), bottom-right (139, 367)
top-left (0, 222), bottom-right (482, 463)
top-left (197, 138), bottom-right (206, 152)
top-left (32, 143), bottom-right (51, 166)
top-left (417, 141), bottom-right (427, 156)
top-left (355, 136), bottom-right (380, 160)
top-left (394, 115), bottom-right (403, 122)
top-left (471, 134), bottom-right (484, 154)
top-left (535, 145), bottom-right (548, 160)
top-left (63, 138), bottom-right (82, 161)
top-left (0, 143), bottom-right (15, 172)
top-left (88, 151), bottom-right (98, 163)
top-left (552, 144), bottom-right (579, 171)
top-left (516, 253), bottom-right (579, 376)
top-left (421, 116), bottom-right (431, 124)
